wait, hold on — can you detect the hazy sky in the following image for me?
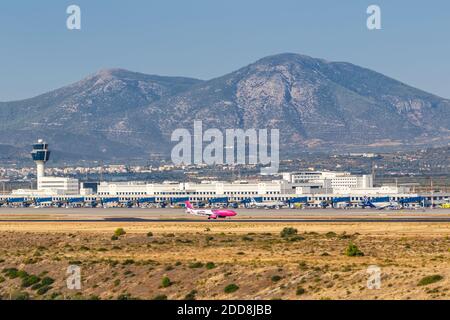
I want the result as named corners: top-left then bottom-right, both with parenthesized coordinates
top-left (1, 0), bottom-right (449, 101)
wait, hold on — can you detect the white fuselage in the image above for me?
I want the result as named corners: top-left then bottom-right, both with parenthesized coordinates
top-left (366, 201), bottom-right (401, 210)
top-left (186, 208), bottom-right (214, 217)
top-left (250, 201), bottom-right (284, 208)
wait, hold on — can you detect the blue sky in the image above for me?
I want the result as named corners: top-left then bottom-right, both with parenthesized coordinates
top-left (1, 0), bottom-right (449, 101)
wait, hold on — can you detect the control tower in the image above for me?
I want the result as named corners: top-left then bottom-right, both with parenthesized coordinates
top-left (31, 139), bottom-right (51, 187)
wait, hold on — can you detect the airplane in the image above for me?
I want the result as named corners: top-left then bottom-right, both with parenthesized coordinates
top-left (185, 201), bottom-right (237, 219)
top-left (333, 201), bottom-right (351, 209)
top-left (317, 200), bottom-right (330, 209)
top-left (360, 197), bottom-right (401, 210)
top-left (248, 197), bottom-right (285, 209)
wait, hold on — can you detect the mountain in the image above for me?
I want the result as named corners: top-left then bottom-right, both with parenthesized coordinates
top-left (0, 144), bottom-right (28, 161)
top-left (1, 53), bottom-right (450, 162)
top-left (145, 53), bottom-right (450, 153)
top-left (0, 69), bottom-right (202, 160)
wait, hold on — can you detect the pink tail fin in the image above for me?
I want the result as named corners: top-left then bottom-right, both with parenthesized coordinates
top-left (185, 201), bottom-right (193, 209)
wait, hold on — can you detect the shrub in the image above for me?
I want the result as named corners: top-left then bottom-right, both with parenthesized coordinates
top-left (205, 262), bottom-right (216, 270)
top-left (17, 270), bottom-right (29, 279)
top-left (147, 232), bottom-right (153, 237)
top-left (117, 293), bottom-right (137, 300)
top-left (21, 275), bottom-right (41, 288)
top-left (184, 290), bottom-right (197, 300)
top-left (271, 275), bottom-right (282, 282)
top-left (161, 276), bottom-right (172, 288)
top-left (31, 283), bottom-right (44, 290)
top-left (11, 291), bottom-right (29, 300)
top-left (288, 236), bottom-right (305, 242)
top-left (189, 262), bottom-right (204, 269)
top-left (50, 292), bottom-right (62, 300)
top-left (298, 261), bottom-right (308, 270)
top-left (37, 286), bottom-right (52, 295)
top-left (111, 235), bottom-right (119, 241)
top-left (123, 259), bottom-right (135, 265)
top-left (3, 268), bottom-right (19, 279)
top-left (296, 287), bottom-right (306, 296)
top-left (418, 275), bottom-right (443, 286)
top-left (345, 243), bottom-right (364, 257)
top-left (114, 228), bottom-right (126, 237)
top-left (113, 279), bottom-right (121, 286)
top-left (242, 236), bottom-right (253, 242)
top-left (153, 294), bottom-right (168, 300)
top-left (325, 232), bottom-right (337, 238)
top-left (339, 232), bottom-right (352, 240)
top-left (280, 227), bottom-right (298, 238)
top-left (224, 284), bottom-right (239, 294)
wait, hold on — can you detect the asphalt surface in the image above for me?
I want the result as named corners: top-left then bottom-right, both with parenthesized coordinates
top-left (0, 218), bottom-right (450, 223)
top-left (0, 207), bottom-right (449, 222)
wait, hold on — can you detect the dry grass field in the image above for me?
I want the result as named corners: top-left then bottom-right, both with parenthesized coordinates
top-left (0, 222), bottom-right (448, 300)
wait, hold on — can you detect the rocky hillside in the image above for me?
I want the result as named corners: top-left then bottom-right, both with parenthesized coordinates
top-left (1, 53), bottom-right (449, 161)
top-left (147, 54), bottom-right (450, 152)
top-left (0, 69), bottom-right (202, 159)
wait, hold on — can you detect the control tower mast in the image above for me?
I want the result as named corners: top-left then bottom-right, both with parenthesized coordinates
top-left (31, 139), bottom-right (51, 189)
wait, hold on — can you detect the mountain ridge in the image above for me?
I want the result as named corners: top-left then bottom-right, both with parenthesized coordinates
top-left (1, 53), bottom-right (449, 162)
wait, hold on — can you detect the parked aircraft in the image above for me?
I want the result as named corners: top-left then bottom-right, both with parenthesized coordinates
top-left (249, 197), bottom-right (285, 209)
top-left (360, 197), bottom-right (401, 210)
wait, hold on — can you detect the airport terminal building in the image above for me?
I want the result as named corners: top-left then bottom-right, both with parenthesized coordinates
top-left (94, 179), bottom-right (409, 203)
top-left (0, 140), bottom-right (449, 207)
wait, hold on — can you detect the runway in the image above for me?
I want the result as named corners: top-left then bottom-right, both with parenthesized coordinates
top-left (0, 218), bottom-right (450, 223)
top-left (0, 207), bottom-right (449, 223)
